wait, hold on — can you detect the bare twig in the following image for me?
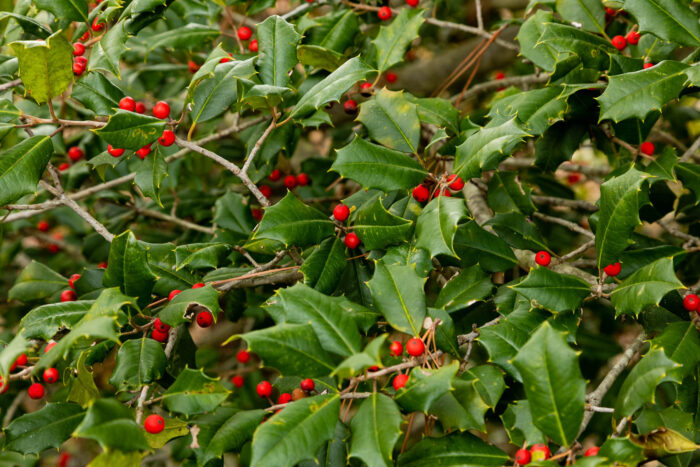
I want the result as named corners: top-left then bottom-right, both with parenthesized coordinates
top-left (531, 195), bottom-right (598, 212)
top-left (242, 117), bottom-right (277, 175)
top-left (679, 135), bottom-right (700, 162)
top-left (533, 212), bottom-right (595, 239)
top-left (453, 73), bottom-right (548, 102)
top-left (135, 207), bottom-right (215, 235)
top-left (0, 78), bottom-right (21, 92)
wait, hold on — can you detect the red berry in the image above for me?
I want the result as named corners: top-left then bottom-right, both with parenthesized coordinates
top-left (154, 317), bottom-right (170, 333)
top-left (73, 43), bottom-right (85, 56)
top-left (220, 57), bottom-right (232, 64)
top-left (196, 310), bottom-right (213, 328)
top-left (611, 35), bottom-right (627, 51)
top-left (269, 169), bottom-right (282, 181)
top-left (369, 365), bottom-right (379, 371)
top-left (153, 101), bottom-right (170, 119)
top-left (45, 341), bottom-right (57, 353)
top-left (584, 447), bottom-right (600, 457)
top-left (530, 444), bottom-right (551, 461)
top-left (535, 251), bottom-right (551, 267)
top-left (406, 0), bottom-right (419, 6)
top-left (68, 147), bottom-right (84, 162)
top-left (91, 18), bottom-right (104, 32)
top-left (360, 81), bottom-right (373, 96)
top-left (296, 173), bottom-right (310, 186)
top-left (68, 273), bottom-right (81, 289)
top-left (385, 71), bottom-right (398, 83)
top-left (80, 31), bottom-right (90, 41)
top-left (567, 172), bottom-right (582, 184)
top-left (236, 350), bottom-right (250, 363)
top-left (238, 26), bottom-right (252, 41)
top-left (168, 290), bottom-right (181, 301)
top-left (344, 99), bottom-right (358, 115)
top-left (378, 6), bottom-right (392, 20)
top-left (192, 282), bottom-right (205, 289)
top-left (75, 56), bottom-right (87, 68)
top-left (603, 262), bottom-right (621, 277)
top-left (344, 232), bottom-right (360, 249)
top-left (392, 374), bottom-right (409, 390)
top-left (144, 414), bottom-right (165, 434)
top-left (494, 71), bottom-right (506, 80)
top-left (249, 39), bottom-right (258, 52)
top-left (13, 354), bottom-right (27, 370)
top-left (333, 204), bottom-right (350, 222)
top-left (626, 30), bottom-right (641, 45)
top-left (390, 340), bottom-right (403, 356)
top-left (119, 96), bottom-right (136, 111)
top-left (259, 185), bottom-right (272, 198)
top-left (158, 130), bottom-right (176, 147)
top-left (252, 208), bottom-right (263, 221)
top-left (284, 174), bottom-right (297, 189)
top-left (231, 375), bottom-right (245, 388)
top-left (37, 220), bottom-right (50, 232)
top-left (640, 141), bottom-right (655, 156)
top-left (278, 392), bottom-right (292, 403)
top-left (434, 188), bottom-right (451, 198)
top-left (152, 328), bottom-right (168, 342)
top-left (406, 338), bottom-right (425, 357)
top-left (188, 60), bottom-right (200, 73)
top-left (643, 62), bottom-right (654, 69)
top-left (135, 102), bottom-right (146, 114)
top-left (43, 368), bottom-right (59, 384)
top-left (683, 294), bottom-right (699, 311)
top-left (447, 174), bottom-right (464, 191)
top-left (136, 144), bottom-right (152, 159)
top-left (107, 145), bottom-right (124, 157)
top-left (412, 185), bottom-right (429, 203)
top-left (515, 448), bottom-right (531, 465)
top-left (61, 289), bottom-right (77, 302)
top-left (58, 163), bottom-right (70, 172)
top-left (28, 383), bottom-right (45, 400)
top-left (98, 261), bottom-right (108, 269)
top-left (256, 380), bottom-right (272, 398)
top-left (605, 7), bottom-right (617, 16)
top-left (300, 378), bottom-right (315, 391)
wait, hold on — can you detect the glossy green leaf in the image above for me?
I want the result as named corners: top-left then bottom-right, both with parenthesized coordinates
top-left (297, 45), bottom-right (347, 71)
top-left (102, 231), bottom-right (157, 308)
top-left (134, 146), bottom-right (169, 206)
top-left (332, 335), bottom-right (387, 379)
top-left (488, 87), bottom-right (566, 136)
top-left (511, 267), bottom-right (591, 312)
top-left (512, 322), bottom-right (585, 446)
top-left (405, 94), bottom-right (461, 134)
top-left (158, 284), bottom-right (221, 327)
top-left (149, 24), bottom-right (219, 51)
top-left (67, 352), bottom-right (100, 408)
top-left (428, 371), bottom-right (491, 432)
top-left (190, 59), bottom-right (256, 127)
top-left (0, 334), bottom-right (31, 383)
top-left (73, 398), bottom-right (149, 451)
top-left (358, 88), bottom-right (421, 153)
top-left (300, 236), bottom-right (346, 293)
top-left (415, 196), bottom-right (468, 258)
top-left (34, 0), bottom-right (88, 22)
top-left (353, 195), bottom-right (412, 250)
top-left (88, 22), bottom-right (130, 78)
top-left (517, 10), bottom-right (559, 71)
top-left (624, 0), bottom-right (700, 47)
top-left (162, 368), bottom-right (229, 415)
top-left (501, 400), bottom-right (547, 446)
top-left (610, 258), bottom-right (683, 317)
top-left (94, 109), bottom-right (166, 150)
top-left (555, 0), bottom-right (606, 34)
top-left (304, 9), bottom-right (358, 53)
top-left (0, 13), bottom-right (51, 39)
top-left (332, 137), bottom-right (428, 191)
top-left (394, 362), bottom-right (457, 413)
top-left (254, 192), bottom-right (334, 247)
top-left (398, 432), bottom-right (509, 467)
top-left (258, 15), bottom-right (301, 87)
top-left (537, 22), bottom-right (616, 70)
top-left (19, 300), bottom-right (92, 339)
top-left (675, 161), bottom-right (700, 203)
top-left (435, 266), bottom-right (493, 312)
top-left (0, 136), bottom-right (54, 207)
top-left (597, 437), bottom-right (645, 467)
top-left (109, 337), bottom-right (166, 390)
top-left (349, 393), bottom-right (402, 467)
top-left (71, 72), bottom-right (124, 116)
top-left (486, 171), bottom-right (536, 215)
top-left (174, 243), bottom-right (231, 270)
top-left (8, 260), bottom-right (68, 302)
top-left (373, 8), bottom-right (425, 72)
top-left (90, 451), bottom-right (144, 467)
top-left (251, 394), bottom-right (340, 466)
top-left (201, 410), bottom-right (265, 464)
top-left (650, 321), bottom-right (700, 379)
top-left (214, 192), bottom-right (256, 240)
top-left (5, 403), bottom-right (85, 455)
top-left (454, 221), bottom-right (519, 272)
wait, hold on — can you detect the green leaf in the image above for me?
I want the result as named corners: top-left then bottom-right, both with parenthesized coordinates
top-left (624, 0), bottom-right (700, 47)
top-left (90, 451), bottom-right (144, 467)
top-left (149, 24), bottom-right (219, 51)
top-left (0, 13), bottom-right (52, 39)
top-left (297, 45), bottom-right (346, 72)
top-left (675, 162), bottom-right (700, 202)
top-left (405, 94), bottom-right (461, 135)
top-left (487, 212), bottom-right (549, 252)
top-left (34, 0), bottom-right (88, 22)
top-left (158, 284), bottom-right (221, 327)
top-left (0, 136), bottom-right (54, 207)
top-left (71, 72), bottom-right (124, 116)
top-left (202, 410), bottom-right (265, 464)
top-left (429, 370), bottom-right (492, 432)
top-left (488, 87), bottom-right (567, 136)
top-left (162, 368), bottom-right (230, 415)
top-left (145, 417), bottom-right (188, 449)
top-left (5, 403), bottom-right (85, 455)
top-left (10, 32), bottom-right (73, 104)
top-left (535, 121), bottom-right (588, 171)
top-left (358, 88), bottom-right (421, 154)
top-left (555, 0), bottom-right (606, 34)
top-left (398, 432), bottom-right (509, 466)
top-left (88, 23), bottom-right (130, 78)
top-left (487, 171), bottom-right (536, 215)
top-left (537, 22), bottom-right (616, 70)
top-left (349, 393), bottom-right (402, 467)
top-left (610, 257), bottom-right (683, 317)
top-left (353, 195), bottom-right (413, 250)
top-left (134, 146), bottom-right (169, 207)
top-left (414, 196), bottom-right (468, 259)
top-left (517, 10), bottom-right (559, 71)
top-left (454, 221), bottom-right (518, 272)
top-left (254, 192), bottom-right (334, 247)
top-left (373, 8), bottom-right (425, 73)
top-left (454, 119), bottom-right (529, 180)
top-left (19, 300), bottom-right (92, 339)
top-left (251, 394), bottom-right (340, 466)
top-left (237, 323), bottom-right (336, 377)
top-left (332, 137), bottom-right (428, 191)
top-left (0, 334), bottom-right (31, 383)
top-left (435, 266), bottom-right (492, 312)
top-left (109, 337), bottom-right (166, 390)
top-left (257, 15), bottom-right (301, 87)
top-left (73, 398), bottom-right (149, 451)
top-left (332, 335), bottom-right (387, 379)
top-left (8, 260), bottom-right (68, 302)
top-left (501, 400), bottom-right (547, 446)
top-left (304, 9), bottom-right (358, 53)
top-left (512, 322), bottom-right (585, 446)
top-left (597, 60), bottom-right (689, 123)
top-left (67, 352), bottom-right (100, 408)
top-left (650, 321), bottom-right (700, 379)
top-left (615, 348), bottom-right (681, 418)
top-left (511, 267), bottom-right (591, 312)
top-left (300, 237), bottom-right (346, 293)
top-left (102, 231), bottom-right (157, 308)
top-left (174, 243), bottom-right (231, 271)
top-left (395, 362), bottom-right (458, 413)
top-left (290, 57), bottom-right (374, 119)
top-left (213, 191), bottom-right (256, 240)
top-left (597, 437), bottom-right (645, 467)
top-left (367, 260), bottom-right (427, 336)
top-left (596, 167), bottom-right (652, 268)
top-left (94, 109), bottom-right (166, 150)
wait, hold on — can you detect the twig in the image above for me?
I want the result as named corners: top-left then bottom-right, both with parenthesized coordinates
top-left (585, 404), bottom-right (614, 413)
top-left (242, 117), bottom-right (277, 175)
top-left (136, 328), bottom-right (178, 424)
top-left (453, 74), bottom-right (548, 102)
top-left (265, 391), bottom-right (372, 412)
top-left (135, 207), bottom-right (215, 235)
top-left (533, 212), bottom-right (595, 239)
top-left (0, 78), bottom-right (21, 92)
top-left (556, 239), bottom-right (594, 263)
top-left (456, 317), bottom-right (501, 345)
top-left (475, 0), bottom-right (484, 31)
top-left (2, 391), bottom-right (24, 427)
top-left (658, 218), bottom-right (700, 246)
top-left (680, 135), bottom-right (700, 162)
top-left (281, 0), bottom-right (329, 19)
top-left (531, 195), bottom-right (598, 212)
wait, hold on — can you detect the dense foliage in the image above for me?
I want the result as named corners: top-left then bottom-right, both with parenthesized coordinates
top-left (0, 0), bottom-right (699, 465)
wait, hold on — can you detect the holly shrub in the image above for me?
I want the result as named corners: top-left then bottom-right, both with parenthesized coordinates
top-left (0, 0), bottom-right (699, 466)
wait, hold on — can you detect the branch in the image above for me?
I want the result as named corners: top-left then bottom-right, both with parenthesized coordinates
top-left (135, 207), bottom-right (215, 235)
top-left (136, 327), bottom-right (178, 424)
top-left (242, 117), bottom-right (276, 175)
top-left (0, 78), bottom-right (21, 92)
top-left (531, 194), bottom-right (598, 212)
top-left (265, 391), bottom-right (373, 412)
top-left (533, 211), bottom-right (595, 239)
top-left (281, 0), bottom-right (329, 19)
top-left (679, 135), bottom-right (700, 162)
top-left (456, 317), bottom-right (501, 345)
top-left (452, 73), bottom-right (548, 102)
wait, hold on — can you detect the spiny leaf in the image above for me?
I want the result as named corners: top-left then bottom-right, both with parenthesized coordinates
top-left (10, 32), bottom-right (73, 103)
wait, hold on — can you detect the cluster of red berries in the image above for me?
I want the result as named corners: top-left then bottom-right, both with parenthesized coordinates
top-left (1, 352), bottom-right (61, 400)
top-left (256, 377), bottom-right (316, 403)
top-left (230, 349), bottom-right (252, 388)
top-left (72, 42), bottom-right (88, 76)
top-left (267, 169), bottom-right (311, 190)
top-left (683, 293), bottom-right (700, 313)
top-left (109, 98), bottom-right (173, 159)
top-left (389, 338), bottom-right (425, 389)
top-left (330, 203), bottom-right (362, 249)
top-left (236, 27), bottom-right (258, 52)
top-left (516, 444), bottom-right (598, 465)
top-left (412, 174), bottom-right (464, 203)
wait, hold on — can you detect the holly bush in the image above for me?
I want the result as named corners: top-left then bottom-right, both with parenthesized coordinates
top-left (0, 0), bottom-right (700, 465)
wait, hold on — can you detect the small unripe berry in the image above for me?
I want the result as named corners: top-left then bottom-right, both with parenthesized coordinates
top-left (256, 380), bottom-right (272, 398)
top-left (269, 169), bottom-right (281, 181)
top-left (107, 145), bottom-right (124, 157)
top-left (154, 318), bottom-right (170, 333)
top-left (136, 145), bottom-right (152, 159)
top-left (236, 350), bottom-right (250, 363)
top-left (231, 375), bottom-right (244, 388)
top-left (683, 294), bottom-right (699, 311)
top-left (643, 62), bottom-right (654, 69)
top-left (344, 232), bottom-right (360, 249)
top-left (238, 26), bottom-right (252, 41)
top-left (406, 338), bottom-right (425, 357)
top-left (196, 310), bottom-right (213, 327)
top-left (412, 185), bottom-right (429, 203)
top-left (284, 174), bottom-right (297, 189)
top-left (43, 368), bottom-right (59, 384)
top-left (603, 262), bottom-right (621, 277)
top-left (300, 378), bottom-right (315, 391)
top-left (153, 101), bottom-right (170, 119)
top-left (626, 30), bottom-right (640, 45)
top-left (28, 383), bottom-right (45, 399)
top-left (640, 141), bottom-right (655, 156)
top-left (73, 43), bottom-right (85, 56)
top-left (144, 414), bottom-right (165, 434)
top-left (158, 130), bottom-right (176, 147)
top-left (378, 6), bottom-right (392, 20)
top-left (515, 448), bottom-right (531, 465)
top-left (530, 444), bottom-right (551, 461)
top-left (37, 220), bottom-right (50, 232)
top-left (296, 173), bottom-right (310, 186)
top-left (249, 39), bottom-right (258, 52)
top-left (61, 290), bottom-right (77, 302)
top-left (333, 204), bottom-right (350, 222)
top-left (447, 174), bottom-right (464, 191)
top-left (611, 35), bottom-right (627, 51)
top-left (390, 340), bottom-right (403, 356)
top-left (344, 99), bottom-right (358, 114)
top-left (292, 387), bottom-right (307, 400)
top-left (278, 392), bottom-right (292, 403)
top-left (168, 290), bottom-right (181, 301)
top-left (68, 147), bottom-right (84, 162)
top-left (152, 328), bottom-right (168, 342)
top-left (392, 373), bottom-right (409, 390)
top-left (68, 273), bottom-right (81, 289)
top-left (135, 102), bottom-right (146, 114)
top-left (584, 446), bottom-right (600, 457)
top-left (535, 251), bottom-right (551, 266)
top-left (192, 282), bottom-right (205, 289)
top-left (119, 96), bottom-right (136, 111)
top-left (385, 71), bottom-right (398, 83)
